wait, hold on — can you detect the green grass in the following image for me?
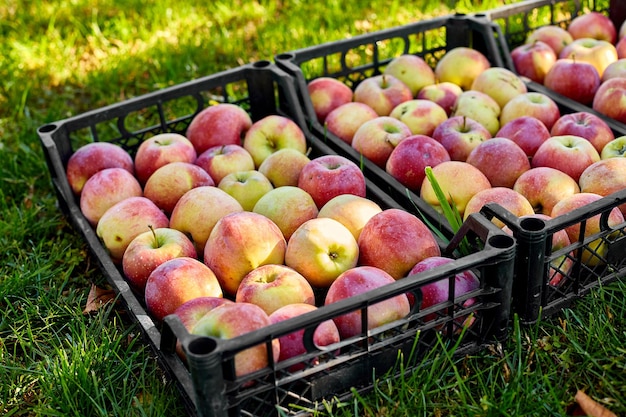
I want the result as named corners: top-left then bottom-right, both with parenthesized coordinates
top-left (1, 1), bottom-right (624, 416)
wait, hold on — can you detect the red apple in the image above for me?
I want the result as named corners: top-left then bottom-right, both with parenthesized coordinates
top-left (463, 187), bottom-right (535, 228)
top-left (324, 266), bottom-right (411, 339)
top-left (258, 148), bottom-right (311, 188)
top-left (357, 208), bottom-right (441, 279)
top-left (531, 135), bottom-right (601, 182)
top-left (579, 158), bottom-right (626, 216)
top-left (510, 40), bottom-right (557, 84)
top-left (495, 115), bottom-right (551, 158)
top-left (592, 77), bottom-right (626, 124)
top-left (307, 77), bottom-right (354, 123)
top-left (297, 154), bottom-right (367, 209)
top-left (389, 99), bottom-right (448, 137)
top-left (186, 103), bottom-right (252, 154)
top-left (558, 38), bottom-right (618, 78)
top-left (525, 25), bottom-right (573, 55)
top-left (550, 112), bottom-right (615, 154)
top-left (434, 47), bottom-right (491, 90)
top-left (431, 115), bottom-right (492, 162)
top-left (134, 133), bottom-right (197, 184)
top-left (243, 115), bottom-right (308, 168)
top-left (513, 167), bottom-right (581, 215)
top-left (385, 134), bottom-right (451, 191)
top-left (353, 74), bottom-right (413, 116)
top-left (144, 256), bottom-right (223, 323)
top-left (194, 144), bottom-right (255, 185)
top-left (66, 142), bottom-right (134, 195)
top-left (567, 12), bottom-right (617, 44)
top-left (317, 194), bottom-right (383, 242)
top-left (416, 81), bottom-right (463, 116)
top-left (324, 102), bottom-right (379, 145)
top-left (499, 92), bottom-right (560, 131)
top-left (544, 58), bottom-right (601, 105)
top-left (616, 37), bottom-right (626, 60)
top-left (383, 54), bottom-right (436, 97)
top-left (351, 116), bottom-right (413, 168)
top-left (466, 137), bottom-right (530, 188)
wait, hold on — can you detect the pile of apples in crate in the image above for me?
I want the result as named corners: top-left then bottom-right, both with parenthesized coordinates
top-left (66, 103), bottom-right (478, 378)
top-left (309, 45), bottom-right (626, 286)
top-left (510, 11), bottom-right (626, 123)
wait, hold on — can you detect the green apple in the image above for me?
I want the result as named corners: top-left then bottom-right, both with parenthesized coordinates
top-left (218, 169), bottom-right (274, 211)
top-left (601, 135), bottom-right (626, 159)
top-left (243, 115), bottom-right (307, 167)
top-left (452, 90), bottom-right (501, 136)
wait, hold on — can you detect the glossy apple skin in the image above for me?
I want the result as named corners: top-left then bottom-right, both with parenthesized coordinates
top-left (601, 59), bottom-right (626, 83)
top-left (191, 302), bottom-right (280, 380)
top-left (169, 186), bottom-right (244, 254)
top-left (544, 59), bottom-right (601, 105)
top-left (307, 77), bottom-right (354, 123)
top-left (324, 102), bottom-right (379, 145)
top-left (463, 187), bottom-right (535, 229)
top-left (510, 40), bottom-right (557, 84)
top-left (420, 161), bottom-right (492, 217)
top-left (236, 264), bottom-right (315, 315)
top-left (592, 77), bottom-right (626, 124)
top-left (195, 144), bottom-right (255, 185)
top-left (143, 161), bottom-right (215, 215)
top-left (317, 194), bottom-right (382, 242)
top-left (252, 186), bottom-right (319, 241)
top-left (531, 135), bottom-right (601, 182)
top-left (122, 227), bottom-right (197, 293)
top-left (243, 115), bottom-right (308, 168)
top-left (351, 116), bottom-right (413, 168)
top-left (284, 217), bottom-right (360, 288)
top-left (416, 81), bottom-right (463, 116)
top-left (217, 169), bottom-right (274, 211)
top-left (471, 67), bottom-right (528, 109)
top-left (431, 115), bottom-right (492, 162)
top-left (499, 92), bottom-right (561, 131)
top-left (466, 137), bottom-right (530, 188)
top-left (386, 134), bottom-right (451, 191)
top-left (452, 90), bottom-right (501, 136)
top-left (513, 167), bottom-right (580, 216)
top-left (389, 99), bottom-right (448, 137)
top-left (408, 256), bottom-right (480, 325)
top-left (79, 167), bottom-right (142, 226)
top-left (601, 136), bottom-right (626, 159)
top-left (204, 211), bottom-right (286, 296)
top-left (353, 74), bottom-right (413, 116)
top-left (134, 133), bottom-right (197, 184)
top-left (434, 46), bottom-right (491, 90)
top-left (186, 103), bottom-right (253, 154)
top-left (495, 116), bottom-right (551, 158)
top-left (96, 196), bottom-right (169, 263)
top-left (558, 38), bottom-right (618, 78)
top-left (269, 303), bottom-right (340, 372)
top-left (357, 208), bottom-right (441, 279)
top-left (66, 142), bottom-right (134, 195)
top-left (525, 25), bottom-right (573, 55)
top-left (567, 12), bottom-right (617, 44)
top-left (297, 154), bottom-right (367, 209)
top-left (258, 148), bottom-right (311, 188)
top-left (144, 257), bottom-right (223, 323)
top-left (383, 54), bottom-right (436, 97)
top-left (550, 112), bottom-right (615, 155)
top-left (579, 158), bottom-right (626, 216)
top-left (324, 266), bottom-right (411, 339)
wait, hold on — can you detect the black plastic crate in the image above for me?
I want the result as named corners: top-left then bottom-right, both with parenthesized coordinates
top-left (38, 61), bottom-right (516, 416)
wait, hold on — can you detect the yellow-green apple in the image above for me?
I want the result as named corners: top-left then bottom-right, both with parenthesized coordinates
top-left (558, 38), bottom-right (618, 77)
top-left (96, 196), bottom-right (169, 263)
top-left (567, 12), bottom-right (617, 44)
top-left (431, 115), bottom-right (492, 162)
top-left (544, 58), bottom-right (601, 105)
top-left (297, 154), bottom-right (367, 209)
top-left (463, 187), bottom-right (535, 229)
top-left (242, 115), bottom-right (307, 167)
top-left (579, 158), bottom-right (626, 215)
top-left (317, 194), bottom-right (382, 242)
top-left (217, 169), bottom-right (273, 211)
top-left (190, 302), bottom-right (280, 380)
top-left (531, 135), bottom-right (601, 182)
top-left (466, 137), bottom-right (531, 188)
top-left (389, 99), bottom-right (448, 136)
top-left (550, 112), bottom-right (615, 154)
top-left (144, 256), bottom-right (223, 323)
top-left (495, 115), bottom-right (551, 158)
top-left (79, 167), bottom-right (142, 226)
top-left (134, 133), bottom-right (197, 184)
top-left (385, 134), bottom-right (451, 191)
top-left (353, 74), bottom-right (413, 116)
top-left (420, 161), bottom-right (492, 217)
top-left (510, 40), bottom-right (557, 84)
top-left (525, 25), bottom-right (573, 55)
top-left (169, 186), bottom-right (243, 254)
top-left (258, 148), bottom-right (311, 188)
top-left (408, 256), bottom-right (480, 326)
top-left (185, 103), bottom-right (252, 154)
top-left (503, 214), bottom-right (573, 287)
top-left (325, 266), bottom-right (411, 339)
top-left (434, 47), bottom-right (491, 90)
top-left (122, 227), bottom-right (197, 294)
top-left (235, 264), bottom-right (315, 315)
top-left (616, 37), bottom-right (626, 59)
top-left (513, 167), bottom-right (580, 215)
top-left (194, 144), bottom-right (255, 185)
top-left (416, 81), bottom-right (463, 116)
top-left (601, 58), bottom-right (626, 82)
top-left (268, 303), bottom-right (340, 372)
top-left (383, 54), bottom-right (436, 96)
top-left (452, 90), bottom-right (501, 136)
top-left (551, 192), bottom-right (625, 266)
top-left (592, 77), bottom-right (626, 124)
top-left (601, 135), bottom-right (626, 158)
top-left (470, 67), bottom-right (528, 109)
top-left (143, 161), bottom-right (215, 215)
top-left (204, 211), bottom-right (286, 296)
top-left (357, 208), bottom-right (441, 279)
top-left (500, 92), bottom-right (561, 130)
top-left (284, 217), bottom-right (359, 288)
top-left (351, 116), bottom-right (413, 168)
top-left (307, 77), bottom-right (354, 123)
top-left (323, 102), bottom-right (378, 145)
top-left (66, 142), bottom-right (134, 195)
top-left (620, 19), bottom-right (626, 39)
top-left (252, 186), bottom-right (319, 240)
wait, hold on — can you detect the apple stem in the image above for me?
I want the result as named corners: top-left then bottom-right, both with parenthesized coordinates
top-left (148, 224), bottom-right (159, 247)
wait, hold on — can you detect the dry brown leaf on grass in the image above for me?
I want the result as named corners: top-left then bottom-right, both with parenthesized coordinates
top-left (570, 390), bottom-right (617, 417)
top-left (83, 283), bottom-right (116, 314)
